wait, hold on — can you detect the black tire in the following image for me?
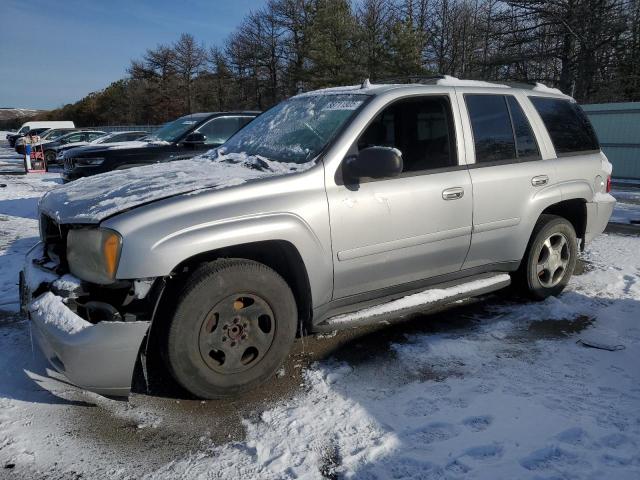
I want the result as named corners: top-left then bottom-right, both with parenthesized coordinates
top-left (45, 150), bottom-right (57, 164)
top-left (513, 214), bottom-right (578, 300)
top-left (165, 259), bottom-right (297, 399)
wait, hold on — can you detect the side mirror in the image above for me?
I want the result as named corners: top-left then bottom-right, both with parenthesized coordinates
top-left (344, 146), bottom-right (403, 181)
top-left (183, 132), bottom-right (206, 146)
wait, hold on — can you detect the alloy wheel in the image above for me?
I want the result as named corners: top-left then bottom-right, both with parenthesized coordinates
top-left (536, 232), bottom-right (570, 288)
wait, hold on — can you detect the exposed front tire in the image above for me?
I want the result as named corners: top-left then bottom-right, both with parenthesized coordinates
top-left (513, 214), bottom-right (578, 300)
top-left (165, 259), bottom-right (297, 399)
top-left (44, 150), bottom-right (57, 164)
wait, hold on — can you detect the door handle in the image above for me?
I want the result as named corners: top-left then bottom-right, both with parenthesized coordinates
top-left (442, 187), bottom-right (464, 200)
top-left (531, 175), bottom-right (549, 186)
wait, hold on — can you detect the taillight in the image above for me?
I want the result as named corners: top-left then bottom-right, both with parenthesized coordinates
top-left (606, 175), bottom-right (612, 193)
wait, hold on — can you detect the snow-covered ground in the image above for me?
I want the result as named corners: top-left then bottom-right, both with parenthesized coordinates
top-left (1, 137), bottom-right (639, 479)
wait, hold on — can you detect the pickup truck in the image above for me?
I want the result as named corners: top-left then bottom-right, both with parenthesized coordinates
top-left (21, 76), bottom-right (615, 399)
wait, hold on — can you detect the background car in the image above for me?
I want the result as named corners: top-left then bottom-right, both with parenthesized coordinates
top-left (54, 130), bottom-right (149, 161)
top-left (14, 127), bottom-right (76, 154)
top-left (42, 130), bottom-right (106, 164)
top-left (61, 112), bottom-right (258, 182)
top-left (8, 127), bottom-right (50, 148)
top-left (6, 121), bottom-right (75, 146)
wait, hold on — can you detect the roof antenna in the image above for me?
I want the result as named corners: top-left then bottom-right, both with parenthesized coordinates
top-left (361, 78), bottom-right (371, 89)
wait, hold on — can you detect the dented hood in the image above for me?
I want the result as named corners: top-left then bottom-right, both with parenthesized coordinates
top-left (39, 152), bottom-right (313, 224)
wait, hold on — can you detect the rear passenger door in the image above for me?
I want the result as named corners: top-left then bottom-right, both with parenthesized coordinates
top-left (457, 91), bottom-right (558, 269)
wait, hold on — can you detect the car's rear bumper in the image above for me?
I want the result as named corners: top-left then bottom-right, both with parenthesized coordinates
top-left (585, 193), bottom-right (616, 243)
top-left (21, 244), bottom-right (149, 396)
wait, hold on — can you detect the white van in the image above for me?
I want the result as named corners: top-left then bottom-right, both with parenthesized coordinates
top-left (15, 120), bottom-right (75, 134)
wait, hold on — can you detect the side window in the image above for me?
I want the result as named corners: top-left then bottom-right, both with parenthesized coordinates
top-left (357, 96), bottom-right (457, 172)
top-left (197, 117), bottom-right (242, 145)
top-left (465, 95), bottom-right (516, 163)
top-left (506, 96), bottom-right (540, 160)
top-left (65, 133), bottom-right (83, 143)
top-left (530, 97), bottom-right (599, 154)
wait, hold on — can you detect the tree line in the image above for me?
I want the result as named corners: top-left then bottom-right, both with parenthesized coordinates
top-left (32, 0), bottom-right (640, 127)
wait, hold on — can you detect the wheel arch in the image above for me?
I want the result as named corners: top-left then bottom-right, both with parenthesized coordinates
top-left (134, 239), bottom-right (314, 395)
top-left (539, 197), bottom-right (588, 248)
top-left (169, 239), bottom-right (313, 331)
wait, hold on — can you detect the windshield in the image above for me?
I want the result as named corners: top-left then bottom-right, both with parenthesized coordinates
top-left (147, 115), bottom-right (204, 142)
top-left (93, 133), bottom-right (114, 144)
top-left (42, 129), bottom-right (66, 140)
top-left (221, 94), bottom-right (368, 163)
top-left (39, 129), bottom-right (55, 139)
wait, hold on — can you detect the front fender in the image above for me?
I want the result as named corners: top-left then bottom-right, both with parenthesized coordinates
top-left (114, 212), bottom-right (333, 307)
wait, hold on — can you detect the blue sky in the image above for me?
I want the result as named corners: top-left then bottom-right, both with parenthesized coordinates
top-left (0, 0), bottom-right (263, 110)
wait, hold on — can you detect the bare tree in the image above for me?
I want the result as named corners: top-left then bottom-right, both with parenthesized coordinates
top-left (171, 33), bottom-right (206, 113)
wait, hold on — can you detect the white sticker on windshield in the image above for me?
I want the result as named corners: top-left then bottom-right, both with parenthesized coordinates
top-left (322, 100), bottom-right (364, 111)
top-left (182, 121), bottom-right (197, 125)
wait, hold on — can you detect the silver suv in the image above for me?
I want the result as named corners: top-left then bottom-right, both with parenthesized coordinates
top-left (21, 77), bottom-right (615, 398)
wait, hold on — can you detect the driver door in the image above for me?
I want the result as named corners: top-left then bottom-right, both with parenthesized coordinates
top-left (326, 94), bottom-right (473, 299)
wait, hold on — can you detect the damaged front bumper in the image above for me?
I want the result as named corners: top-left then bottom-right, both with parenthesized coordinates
top-left (20, 243), bottom-right (150, 396)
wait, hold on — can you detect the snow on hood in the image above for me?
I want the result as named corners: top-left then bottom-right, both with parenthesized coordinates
top-left (39, 151), bottom-right (314, 224)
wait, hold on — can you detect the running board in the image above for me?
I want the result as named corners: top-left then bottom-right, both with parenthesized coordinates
top-left (314, 273), bottom-right (511, 333)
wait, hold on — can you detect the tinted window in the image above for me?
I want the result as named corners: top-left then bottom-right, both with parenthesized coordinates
top-left (357, 96), bottom-right (456, 172)
top-left (466, 95), bottom-right (516, 163)
top-left (239, 117), bottom-right (253, 128)
top-left (198, 117), bottom-right (244, 145)
top-left (506, 96), bottom-right (540, 160)
top-left (530, 97), bottom-right (599, 154)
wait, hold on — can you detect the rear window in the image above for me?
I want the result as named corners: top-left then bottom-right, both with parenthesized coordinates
top-left (530, 97), bottom-right (599, 154)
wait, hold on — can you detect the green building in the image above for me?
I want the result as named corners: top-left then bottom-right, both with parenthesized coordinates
top-left (583, 102), bottom-right (640, 180)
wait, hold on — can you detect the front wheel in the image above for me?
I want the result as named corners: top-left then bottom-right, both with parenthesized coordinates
top-left (513, 214), bottom-right (578, 300)
top-left (165, 259), bottom-right (297, 399)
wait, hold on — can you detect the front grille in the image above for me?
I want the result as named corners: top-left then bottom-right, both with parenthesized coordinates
top-left (64, 158), bottom-right (74, 170)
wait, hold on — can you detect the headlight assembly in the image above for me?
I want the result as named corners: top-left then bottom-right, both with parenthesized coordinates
top-left (75, 157), bottom-right (105, 166)
top-left (67, 228), bottom-right (122, 284)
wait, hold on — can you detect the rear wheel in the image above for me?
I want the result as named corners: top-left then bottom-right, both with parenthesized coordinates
top-left (165, 259), bottom-right (297, 399)
top-left (513, 214), bottom-right (578, 300)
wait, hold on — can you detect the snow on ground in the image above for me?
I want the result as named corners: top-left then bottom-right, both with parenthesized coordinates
top-left (0, 136), bottom-right (639, 479)
top-left (0, 142), bottom-right (61, 311)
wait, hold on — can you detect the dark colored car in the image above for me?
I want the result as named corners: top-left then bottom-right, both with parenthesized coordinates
top-left (14, 128), bottom-right (76, 154)
top-left (42, 130), bottom-right (106, 164)
top-left (7, 127), bottom-right (50, 148)
top-left (53, 131), bottom-right (149, 161)
top-left (61, 112), bottom-right (258, 182)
